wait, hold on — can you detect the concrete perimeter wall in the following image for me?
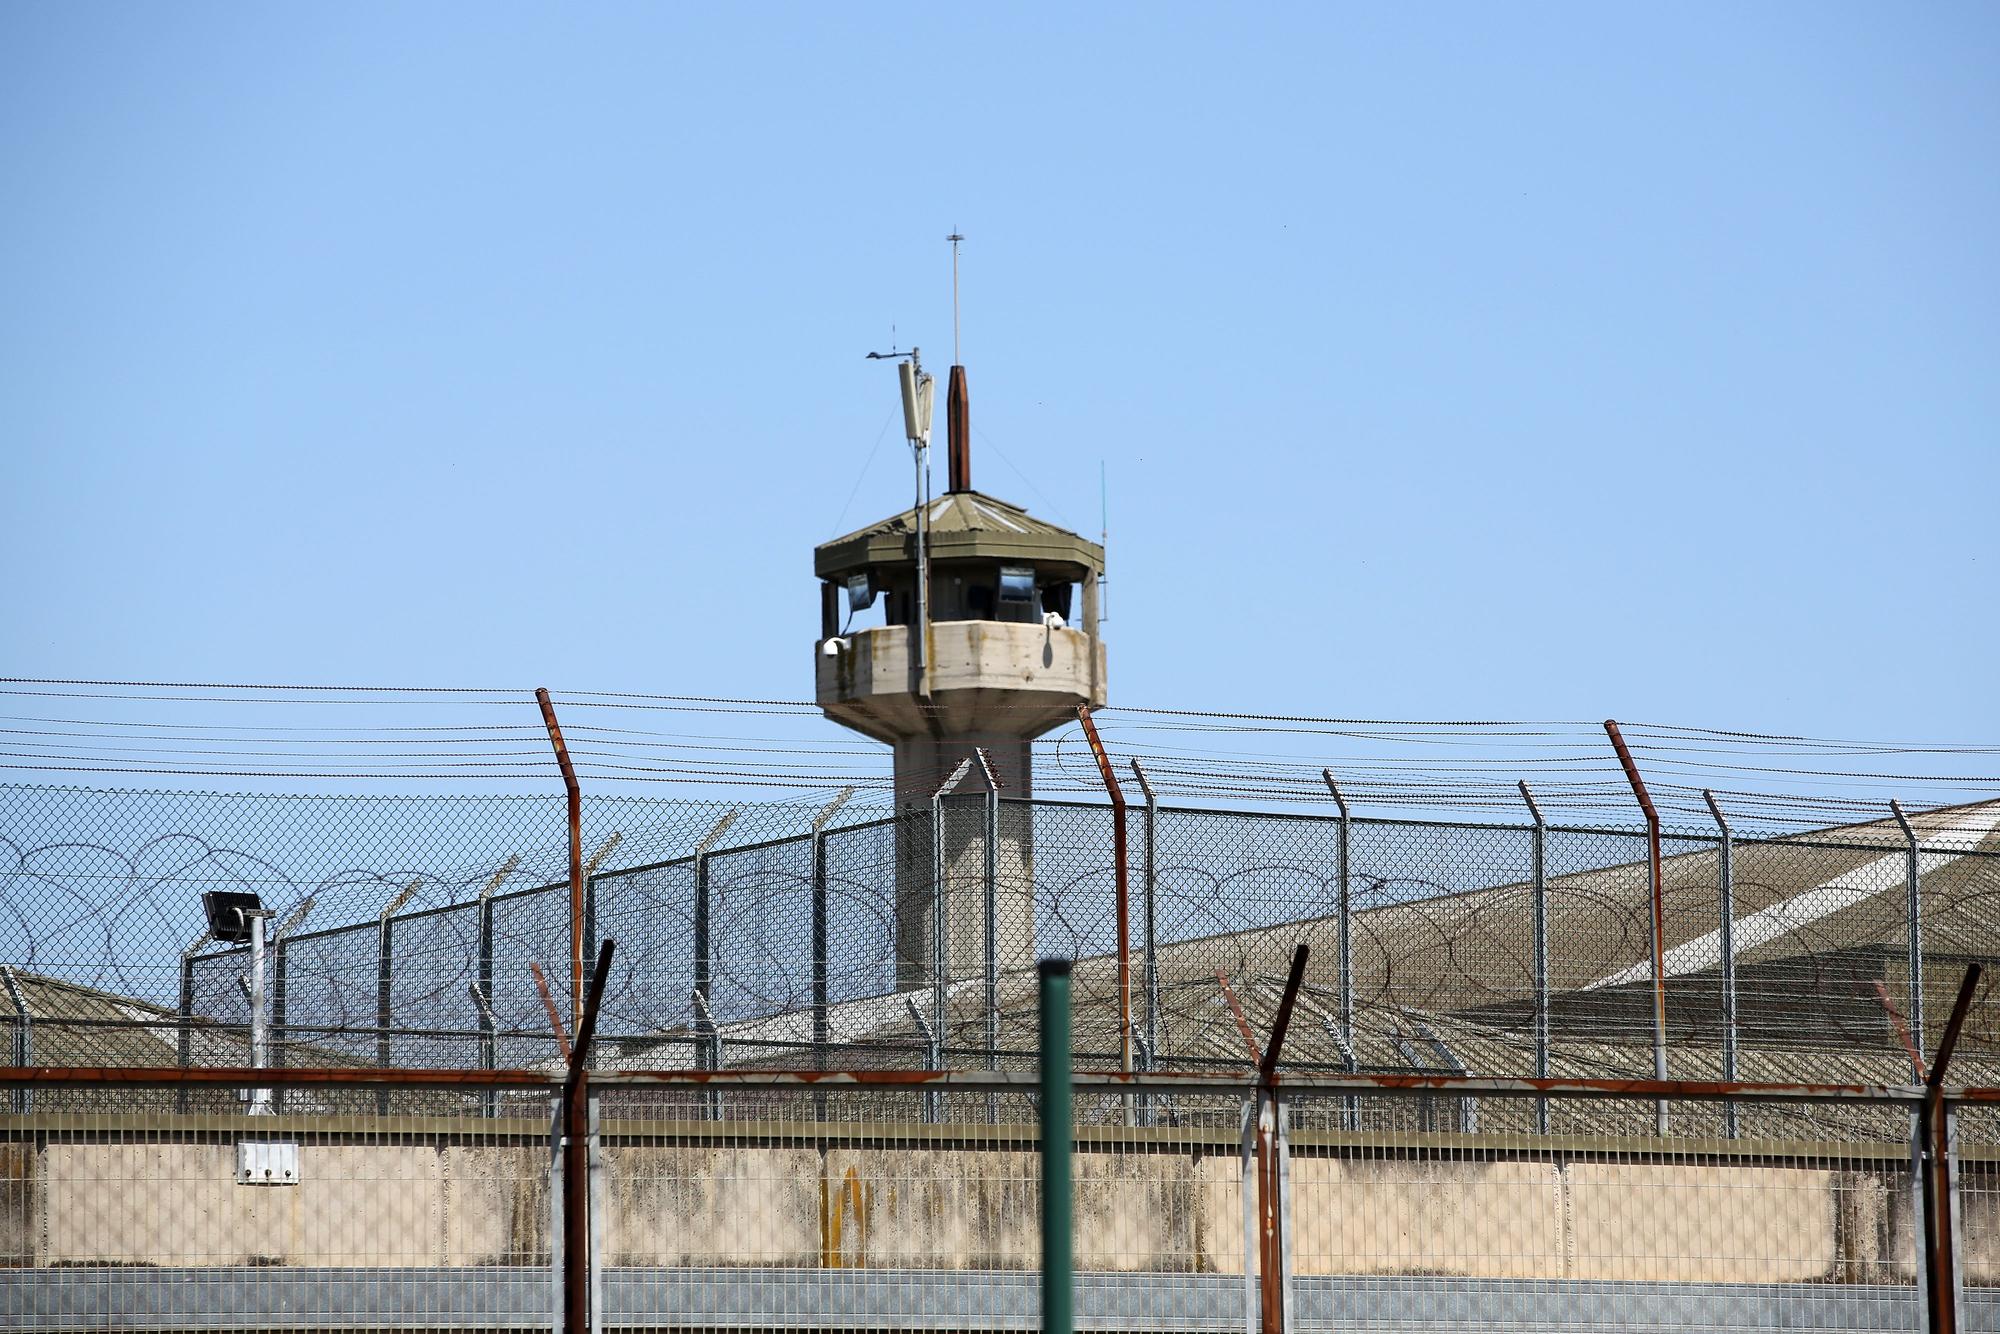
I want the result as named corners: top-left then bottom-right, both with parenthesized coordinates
top-left (4, 1121), bottom-right (1992, 1286)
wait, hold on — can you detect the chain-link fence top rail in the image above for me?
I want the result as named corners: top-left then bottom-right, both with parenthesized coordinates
top-left (5, 783), bottom-right (1998, 1110)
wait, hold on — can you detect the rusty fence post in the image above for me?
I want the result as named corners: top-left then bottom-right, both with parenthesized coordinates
top-left (1247, 945), bottom-right (1309, 1334)
top-left (535, 688), bottom-right (585, 1026)
top-left (1604, 719), bottom-right (1668, 1135)
top-left (1130, 759), bottom-right (1161, 1127)
top-left (561, 939), bottom-right (615, 1334)
top-left (1920, 965), bottom-right (1981, 1334)
top-left (1077, 706), bottom-right (1133, 1119)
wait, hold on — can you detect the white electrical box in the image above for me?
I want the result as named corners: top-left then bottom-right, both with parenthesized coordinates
top-left (236, 1140), bottom-right (300, 1186)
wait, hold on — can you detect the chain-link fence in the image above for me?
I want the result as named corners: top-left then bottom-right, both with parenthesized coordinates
top-left (4, 1067), bottom-right (1997, 1332)
top-left (5, 782), bottom-right (1999, 1101)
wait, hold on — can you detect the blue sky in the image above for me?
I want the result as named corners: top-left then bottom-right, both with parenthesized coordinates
top-left (4, 2), bottom-right (1996, 746)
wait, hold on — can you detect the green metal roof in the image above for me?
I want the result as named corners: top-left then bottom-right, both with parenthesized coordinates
top-left (814, 490), bottom-right (1104, 581)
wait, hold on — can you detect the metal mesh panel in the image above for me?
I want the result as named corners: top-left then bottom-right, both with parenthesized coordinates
top-left (1286, 1092), bottom-right (1923, 1333)
top-left (1, 1080), bottom-right (560, 1326)
top-left (708, 835), bottom-right (818, 1026)
top-left (4, 1069), bottom-right (1995, 1330)
top-left (593, 858), bottom-right (697, 1056)
top-left (7, 781), bottom-right (2000, 1096)
top-left (819, 819), bottom-right (899, 1010)
top-left (488, 881), bottom-right (572, 1068)
top-left (268, 922), bottom-right (377, 1068)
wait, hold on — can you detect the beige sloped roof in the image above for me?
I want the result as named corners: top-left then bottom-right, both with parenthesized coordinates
top-left (693, 800), bottom-right (2000, 1101)
top-left (814, 490), bottom-right (1104, 580)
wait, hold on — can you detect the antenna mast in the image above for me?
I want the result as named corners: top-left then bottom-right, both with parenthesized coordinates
top-left (948, 231), bottom-right (964, 367)
top-left (866, 343), bottom-right (936, 697)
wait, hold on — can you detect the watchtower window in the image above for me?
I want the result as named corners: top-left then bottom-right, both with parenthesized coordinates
top-left (967, 584), bottom-right (995, 619)
top-left (998, 566), bottom-right (1036, 604)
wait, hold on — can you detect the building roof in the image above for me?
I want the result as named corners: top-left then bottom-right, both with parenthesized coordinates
top-left (0, 967), bottom-right (372, 1072)
top-left (814, 490), bottom-right (1104, 581)
top-left (675, 799), bottom-right (2000, 1105)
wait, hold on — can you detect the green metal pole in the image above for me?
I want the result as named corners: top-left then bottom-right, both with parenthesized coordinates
top-left (1039, 958), bottom-right (1074, 1334)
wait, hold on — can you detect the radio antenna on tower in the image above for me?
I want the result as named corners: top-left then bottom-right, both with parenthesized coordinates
top-left (947, 230), bottom-right (964, 366)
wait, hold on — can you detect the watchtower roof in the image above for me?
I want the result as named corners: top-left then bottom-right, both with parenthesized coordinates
top-left (814, 490), bottom-right (1104, 581)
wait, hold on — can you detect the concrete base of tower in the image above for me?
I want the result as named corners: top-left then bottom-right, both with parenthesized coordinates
top-left (890, 791), bottom-right (1038, 996)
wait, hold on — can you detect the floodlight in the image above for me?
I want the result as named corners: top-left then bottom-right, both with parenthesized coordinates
top-left (845, 572), bottom-right (876, 613)
top-left (202, 891), bottom-right (264, 943)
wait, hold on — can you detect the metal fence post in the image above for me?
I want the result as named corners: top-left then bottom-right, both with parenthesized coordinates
top-left (973, 752), bottom-right (1003, 1123)
top-left (812, 826), bottom-right (829, 1074)
top-left (375, 881), bottom-right (418, 1115)
top-left (931, 759), bottom-right (974, 1114)
top-left (548, 1098), bottom-right (564, 1334)
top-left (477, 898), bottom-right (499, 1118)
top-left (691, 992), bottom-right (721, 1121)
top-left (1130, 760), bottom-right (1161, 1127)
top-left (1321, 771), bottom-right (1356, 1131)
top-left (1920, 966), bottom-right (1981, 1334)
top-left (1604, 720), bottom-right (1668, 1136)
top-left (809, 789), bottom-right (853, 1119)
top-left (1892, 800), bottom-right (1926, 1072)
top-left (270, 934), bottom-right (287, 1113)
top-left (1276, 1095), bottom-right (1295, 1334)
top-left (1948, 1102), bottom-right (1966, 1331)
top-left (1519, 781), bottom-right (1549, 1134)
top-left (906, 995), bottom-right (942, 1123)
top-left (691, 809), bottom-right (737, 1119)
top-left (1702, 790), bottom-right (1739, 1137)
top-left (1038, 959), bottom-right (1074, 1334)
top-left (1240, 1095), bottom-right (1260, 1334)
top-left (267, 897), bottom-right (314, 1116)
top-left (588, 1094), bottom-right (603, 1334)
top-left (1076, 706), bottom-right (1133, 1086)
top-left (561, 940), bottom-right (614, 1334)
top-left (533, 687), bottom-right (585, 1027)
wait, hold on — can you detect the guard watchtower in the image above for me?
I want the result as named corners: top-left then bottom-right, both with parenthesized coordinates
top-left (814, 363), bottom-right (1106, 988)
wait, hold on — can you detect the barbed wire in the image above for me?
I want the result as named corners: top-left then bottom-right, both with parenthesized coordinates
top-left (0, 679), bottom-right (1990, 829)
top-left (5, 785), bottom-right (1995, 1087)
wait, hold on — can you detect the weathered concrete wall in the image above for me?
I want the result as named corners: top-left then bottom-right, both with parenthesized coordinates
top-left (1290, 1157), bottom-right (1566, 1280)
top-left (6, 1131), bottom-right (1957, 1285)
top-left (0, 1143), bottom-right (29, 1266)
top-left (603, 1145), bottom-right (821, 1267)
